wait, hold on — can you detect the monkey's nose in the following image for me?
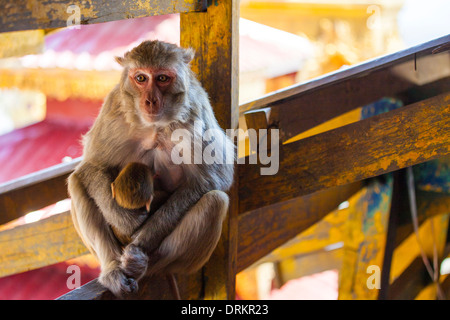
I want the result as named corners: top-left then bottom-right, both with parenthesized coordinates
top-left (146, 98), bottom-right (157, 106)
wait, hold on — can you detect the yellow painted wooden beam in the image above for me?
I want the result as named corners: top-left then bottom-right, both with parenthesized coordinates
top-left (0, 0), bottom-right (207, 33)
top-left (239, 92), bottom-right (450, 213)
top-left (338, 177), bottom-right (393, 300)
top-left (391, 212), bottom-right (450, 299)
top-left (0, 30), bottom-right (44, 58)
top-left (237, 181), bottom-right (362, 272)
top-left (181, 0), bottom-right (240, 300)
top-left (256, 205), bottom-right (350, 265)
top-left (0, 68), bottom-right (120, 101)
top-left (284, 107), bottom-right (362, 143)
top-left (0, 211), bottom-right (88, 278)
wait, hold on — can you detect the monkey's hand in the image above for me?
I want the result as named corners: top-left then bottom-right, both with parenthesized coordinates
top-left (120, 244), bottom-right (149, 280)
top-left (99, 262), bottom-right (139, 297)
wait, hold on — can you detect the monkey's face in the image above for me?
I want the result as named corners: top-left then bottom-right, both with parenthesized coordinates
top-left (116, 41), bottom-right (195, 126)
top-left (127, 67), bottom-right (177, 123)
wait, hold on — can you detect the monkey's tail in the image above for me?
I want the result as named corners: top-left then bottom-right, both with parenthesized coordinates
top-left (166, 273), bottom-right (181, 300)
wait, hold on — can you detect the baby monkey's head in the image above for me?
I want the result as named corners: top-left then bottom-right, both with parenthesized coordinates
top-left (111, 162), bottom-right (154, 212)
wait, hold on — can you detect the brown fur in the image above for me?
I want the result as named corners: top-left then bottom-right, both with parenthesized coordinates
top-left (111, 162), bottom-right (154, 210)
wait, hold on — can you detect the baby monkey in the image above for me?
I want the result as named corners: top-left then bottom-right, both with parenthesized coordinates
top-left (110, 162), bottom-right (168, 246)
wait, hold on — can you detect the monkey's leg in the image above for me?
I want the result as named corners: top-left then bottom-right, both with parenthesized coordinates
top-left (134, 190), bottom-right (229, 277)
top-left (68, 172), bottom-right (138, 297)
top-left (120, 180), bottom-right (210, 280)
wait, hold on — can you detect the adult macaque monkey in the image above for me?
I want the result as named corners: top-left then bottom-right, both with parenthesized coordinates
top-left (68, 40), bottom-right (234, 297)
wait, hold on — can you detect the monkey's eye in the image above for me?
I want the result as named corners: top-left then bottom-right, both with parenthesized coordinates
top-left (135, 74), bottom-right (147, 83)
top-left (156, 75), bottom-right (170, 83)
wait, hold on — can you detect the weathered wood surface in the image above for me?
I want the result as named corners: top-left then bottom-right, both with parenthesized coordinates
top-left (378, 172), bottom-right (402, 300)
top-left (0, 211), bottom-right (88, 277)
top-left (395, 190), bottom-right (450, 247)
top-left (414, 156), bottom-right (450, 194)
top-left (181, 0), bottom-right (239, 131)
top-left (0, 158), bottom-right (81, 225)
top-left (0, 0), bottom-right (206, 33)
top-left (244, 109), bottom-right (269, 133)
top-left (239, 92), bottom-right (450, 214)
top-left (388, 202), bottom-right (449, 300)
top-left (180, 0), bottom-right (239, 300)
top-left (127, 273), bottom-right (202, 300)
top-left (240, 34), bottom-right (449, 113)
top-left (263, 69), bottom-right (412, 142)
top-left (57, 279), bottom-right (106, 300)
top-left (388, 257), bottom-right (431, 300)
top-left (338, 177), bottom-right (393, 300)
top-left (241, 35), bottom-right (450, 142)
top-left (237, 181), bottom-right (362, 273)
top-left (244, 109), bottom-right (273, 155)
top-left (254, 196), bottom-right (350, 267)
top-left (391, 213), bottom-right (450, 281)
top-left (381, 167), bottom-right (450, 299)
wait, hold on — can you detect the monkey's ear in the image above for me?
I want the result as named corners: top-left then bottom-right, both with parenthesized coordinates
top-left (182, 48), bottom-right (195, 64)
top-left (115, 56), bottom-right (125, 66)
top-left (111, 183), bottom-right (116, 199)
top-left (145, 195), bottom-right (153, 213)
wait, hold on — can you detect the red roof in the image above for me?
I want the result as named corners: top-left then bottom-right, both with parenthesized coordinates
top-left (0, 261), bottom-right (99, 300)
top-left (46, 15), bottom-right (178, 55)
top-left (20, 15), bottom-right (311, 76)
top-left (268, 270), bottom-right (338, 300)
top-left (0, 117), bottom-right (90, 184)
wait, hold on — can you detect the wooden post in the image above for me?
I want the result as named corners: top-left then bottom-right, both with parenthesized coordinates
top-left (338, 176), bottom-right (393, 299)
top-left (378, 171), bottom-right (402, 300)
top-left (180, 0), bottom-right (239, 299)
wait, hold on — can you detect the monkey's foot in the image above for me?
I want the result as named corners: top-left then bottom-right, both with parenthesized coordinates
top-left (99, 267), bottom-right (138, 298)
top-left (121, 244), bottom-right (149, 280)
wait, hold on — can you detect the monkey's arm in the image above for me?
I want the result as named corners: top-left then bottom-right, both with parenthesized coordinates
top-left (68, 167), bottom-right (140, 296)
top-left (76, 161), bottom-right (147, 237)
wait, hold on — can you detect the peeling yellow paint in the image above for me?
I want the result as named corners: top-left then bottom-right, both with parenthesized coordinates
top-left (0, 212), bottom-right (88, 278)
top-left (3, 0), bottom-right (205, 32)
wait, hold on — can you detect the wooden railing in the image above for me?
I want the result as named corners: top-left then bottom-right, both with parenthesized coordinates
top-left (0, 0), bottom-right (207, 32)
top-left (0, 0), bottom-right (449, 300)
